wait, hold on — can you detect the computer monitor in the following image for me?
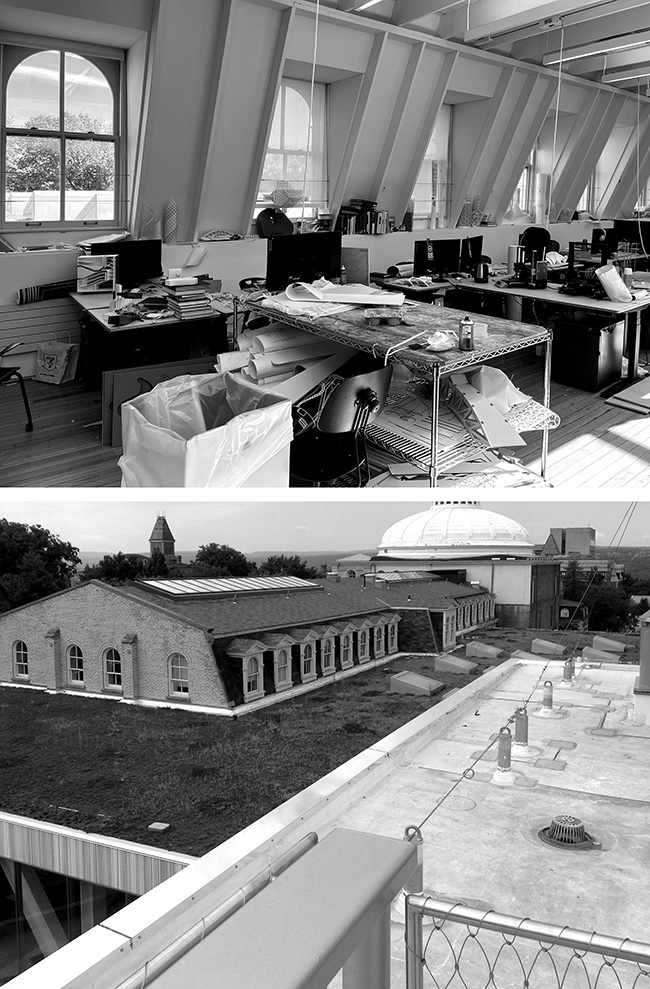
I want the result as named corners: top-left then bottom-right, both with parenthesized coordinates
top-left (89, 239), bottom-right (163, 290)
top-left (265, 231), bottom-right (342, 291)
top-left (413, 238), bottom-right (461, 279)
top-left (460, 235), bottom-right (483, 274)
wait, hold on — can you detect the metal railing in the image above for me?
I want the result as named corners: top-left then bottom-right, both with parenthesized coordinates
top-left (405, 895), bottom-right (650, 989)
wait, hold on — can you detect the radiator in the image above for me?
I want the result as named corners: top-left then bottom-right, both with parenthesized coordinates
top-left (0, 297), bottom-right (83, 377)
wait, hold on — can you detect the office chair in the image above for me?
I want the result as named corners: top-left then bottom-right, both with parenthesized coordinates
top-left (0, 345), bottom-right (33, 431)
top-left (519, 226), bottom-right (551, 262)
top-left (290, 364), bottom-right (393, 487)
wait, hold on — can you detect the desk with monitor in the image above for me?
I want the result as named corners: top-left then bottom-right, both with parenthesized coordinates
top-left (446, 276), bottom-right (650, 391)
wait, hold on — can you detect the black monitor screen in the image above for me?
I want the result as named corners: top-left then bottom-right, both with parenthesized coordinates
top-left (460, 235), bottom-right (483, 274)
top-left (89, 239), bottom-right (163, 290)
top-left (413, 238), bottom-right (461, 278)
top-left (265, 232), bottom-right (342, 292)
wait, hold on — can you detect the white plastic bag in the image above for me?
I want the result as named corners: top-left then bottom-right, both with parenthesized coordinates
top-left (118, 371), bottom-right (293, 487)
top-left (595, 264), bottom-right (633, 303)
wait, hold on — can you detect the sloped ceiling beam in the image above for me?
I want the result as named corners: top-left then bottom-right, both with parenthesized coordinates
top-left (328, 32), bottom-right (389, 219)
top-left (370, 48), bottom-right (459, 223)
top-left (598, 113), bottom-right (650, 216)
top-left (550, 91), bottom-right (626, 214)
top-left (366, 42), bottom-right (427, 201)
top-left (487, 75), bottom-right (558, 222)
top-left (449, 65), bottom-right (516, 224)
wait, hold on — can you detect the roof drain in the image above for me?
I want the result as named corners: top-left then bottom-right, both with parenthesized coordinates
top-left (538, 814), bottom-right (601, 851)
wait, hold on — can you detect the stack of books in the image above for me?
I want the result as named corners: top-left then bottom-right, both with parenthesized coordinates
top-left (337, 199), bottom-right (390, 235)
top-left (163, 283), bottom-right (214, 319)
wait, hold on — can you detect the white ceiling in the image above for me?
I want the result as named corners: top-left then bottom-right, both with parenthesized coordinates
top-left (336, 0), bottom-right (650, 94)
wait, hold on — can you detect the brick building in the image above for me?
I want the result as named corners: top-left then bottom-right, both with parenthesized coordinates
top-left (0, 571), bottom-right (494, 714)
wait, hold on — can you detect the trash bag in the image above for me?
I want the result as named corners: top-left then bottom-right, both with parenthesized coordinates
top-left (118, 371), bottom-right (293, 487)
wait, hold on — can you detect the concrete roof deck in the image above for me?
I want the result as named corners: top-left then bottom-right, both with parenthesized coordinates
top-left (10, 657), bottom-right (650, 989)
top-left (331, 660), bottom-right (650, 980)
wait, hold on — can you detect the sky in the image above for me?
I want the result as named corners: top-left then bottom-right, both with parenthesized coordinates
top-left (1, 492), bottom-right (650, 557)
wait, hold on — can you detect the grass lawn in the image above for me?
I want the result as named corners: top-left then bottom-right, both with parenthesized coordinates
top-left (1, 627), bottom-right (636, 858)
top-left (0, 653), bottom-right (485, 857)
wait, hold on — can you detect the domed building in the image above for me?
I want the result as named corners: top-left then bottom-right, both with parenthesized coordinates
top-left (365, 503), bottom-right (560, 630)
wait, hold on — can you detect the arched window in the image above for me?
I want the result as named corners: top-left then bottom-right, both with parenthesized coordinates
top-left (388, 623), bottom-right (398, 651)
top-left (341, 634), bottom-right (351, 666)
top-left (276, 649), bottom-right (290, 685)
top-left (255, 79), bottom-right (328, 222)
top-left (4, 46), bottom-right (120, 226)
top-left (302, 643), bottom-right (314, 678)
top-left (359, 630), bottom-right (368, 661)
top-left (246, 656), bottom-right (260, 695)
top-left (321, 638), bottom-right (334, 672)
top-left (104, 648), bottom-right (122, 690)
top-left (169, 653), bottom-right (189, 695)
top-left (13, 640), bottom-right (28, 679)
top-left (374, 626), bottom-right (384, 654)
top-left (67, 644), bottom-right (84, 684)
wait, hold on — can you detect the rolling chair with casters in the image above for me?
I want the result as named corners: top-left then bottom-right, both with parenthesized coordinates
top-left (0, 344), bottom-right (33, 431)
top-left (290, 364), bottom-right (393, 487)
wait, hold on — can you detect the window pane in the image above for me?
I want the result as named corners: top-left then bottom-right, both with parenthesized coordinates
top-left (6, 135), bottom-right (60, 222)
top-left (7, 51), bottom-right (60, 128)
top-left (64, 53), bottom-right (113, 135)
top-left (283, 87), bottom-right (310, 150)
top-left (65, 138), bottom-right (115, 220)
top-left (412, 106), bottom-right (451, 226)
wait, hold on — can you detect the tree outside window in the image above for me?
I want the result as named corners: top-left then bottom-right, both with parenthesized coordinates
top-left (4, 48), bottom-right (118, 225)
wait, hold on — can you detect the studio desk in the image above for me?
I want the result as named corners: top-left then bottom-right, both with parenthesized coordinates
top-left (244, 296), bottom-right (553, 487)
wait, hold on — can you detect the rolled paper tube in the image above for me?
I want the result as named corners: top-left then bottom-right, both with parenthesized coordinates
top-left (250, 327), bottom-right (317, 353)
top-left (386, 263), bottom-right (414, 277)
top-left (215, 352), bottom-right (249, 372)
top-left (163, 199), bottom-right (178, 244)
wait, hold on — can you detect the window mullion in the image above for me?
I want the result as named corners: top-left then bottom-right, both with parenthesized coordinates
top-left (59, 50), bottom-right (64, 222)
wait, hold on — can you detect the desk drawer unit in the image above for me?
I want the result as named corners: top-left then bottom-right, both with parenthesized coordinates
top-left (550, 318), bottom-right (623, 391)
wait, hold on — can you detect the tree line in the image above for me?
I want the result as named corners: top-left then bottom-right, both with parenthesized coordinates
top-left (1, 517), bottom-right (649, 633)
top-left (0, 518), bottom-right (320, 614)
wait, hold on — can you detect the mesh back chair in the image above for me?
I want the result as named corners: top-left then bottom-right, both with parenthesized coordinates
top-left (0, 344), bottom-right (33, 431)
top-left (290, 364), bottom-right (393, 487)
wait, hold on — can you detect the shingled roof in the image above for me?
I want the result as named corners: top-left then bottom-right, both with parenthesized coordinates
top-left (122, 574), bottom-right (489, 639)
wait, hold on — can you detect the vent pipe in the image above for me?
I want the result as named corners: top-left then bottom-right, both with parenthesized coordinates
top-left (492, 727), bottom-right (514, 785)
top-left (514, 707), bottom-right (528, 746)
top-left (543, 680), bottom-right (554, 708)
top-left (635, 611), bottom-right (650, 694)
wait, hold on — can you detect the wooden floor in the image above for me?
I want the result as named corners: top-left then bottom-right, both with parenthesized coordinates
top-left (3, 358), bottom-right (650, 488)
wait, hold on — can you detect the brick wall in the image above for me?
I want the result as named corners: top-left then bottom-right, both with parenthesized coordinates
top-left (397, 609), bottom-right (438, 652)
top-left (0, 582), bottom-right (230, 709)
